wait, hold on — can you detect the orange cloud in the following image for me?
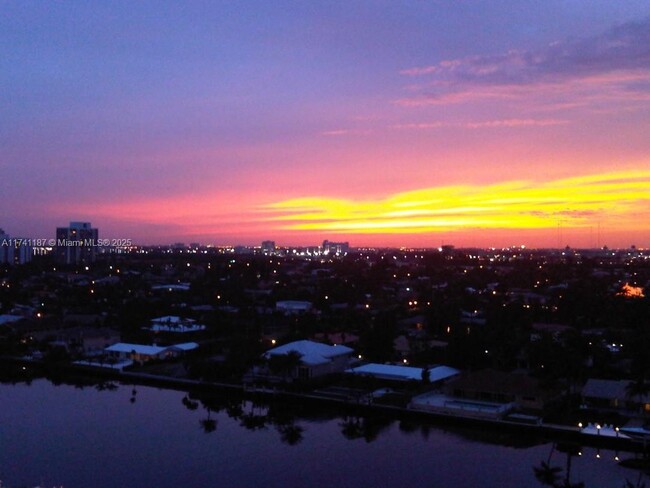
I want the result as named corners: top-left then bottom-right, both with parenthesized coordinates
top-left (262, 170), bottom-right (650, 236)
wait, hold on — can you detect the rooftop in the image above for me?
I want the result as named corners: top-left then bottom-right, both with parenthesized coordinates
top-left (346, 363), bottom-right (459, 382)
top-left (265, 340), bottom-right (353, 366)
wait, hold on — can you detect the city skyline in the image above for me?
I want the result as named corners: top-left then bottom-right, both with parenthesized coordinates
top-left (2, 2), bottom-right (650, 248)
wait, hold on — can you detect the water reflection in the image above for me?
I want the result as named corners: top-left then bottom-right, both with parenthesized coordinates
top-left (163, 386), bottom-right (650, 486)
top-left (533, 442), bottom-right (650, 488)
top-left (181, 388), bottom-right (545, 449)
top-left (200, 405), bottom-right (217, 433)
top-left (2, 372), bottom-right (649, 488)
top-left (340, 415), bottom-right (392, 443)
top-left (95, 380), bottom-right (118, 391)
top-left (533, 443), bottom-right (584, 488)
top-left (181, 391), bottom-right (306, 444)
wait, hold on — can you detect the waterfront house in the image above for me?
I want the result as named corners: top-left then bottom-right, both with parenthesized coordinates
top-left (259, 339), bottom-right (354, 380)
top-left (105, 343), bottom-right (169, 363)
top-left (105, 342), bottom-right (199, 364)
top-left (581, 378), bottom-right (650, 413)
top-left (444, 369), bottom-right (557, 412)
top-left (346, 363), bottom-right (459, 386)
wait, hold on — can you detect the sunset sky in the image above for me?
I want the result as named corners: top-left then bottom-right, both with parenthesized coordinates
top-left (2, 1), bottom-right (650, 248)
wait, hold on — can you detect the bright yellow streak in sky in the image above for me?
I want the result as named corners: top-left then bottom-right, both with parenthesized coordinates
top-left (263, 170), bottom-right (650, 234)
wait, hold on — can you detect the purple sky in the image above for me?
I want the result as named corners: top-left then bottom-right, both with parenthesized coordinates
top-left (1, 1), bottom-right (650, 247)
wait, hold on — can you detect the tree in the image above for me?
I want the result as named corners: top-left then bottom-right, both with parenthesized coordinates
top-left (182, 394), bottom-right (199, 411)
top-left (340, 416), bottom-right (363, 440)
top-left (278, 424), bottom-right (304, 445)
top-left (533, 461), bottom-right (561, 486)
top-left (200, 406), bottom-right (217, 433)
top-left (623, 476), bottom-right (647, 488)
top-left (268, 350), bottom-right (303, 382)
top-left (556, 443), bottom-right (582, 488)
top-left (626, 379), bottom-right (650, 418)
top-left (533, 452), bottom-right (585, 488)
top-left (421, 367), bottom-right (430, 384)
top-left (284, 350), bottom-right (303, 379)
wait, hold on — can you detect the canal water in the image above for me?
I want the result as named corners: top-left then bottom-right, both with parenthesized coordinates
top-left (0, 379), bottom-right (646, 487)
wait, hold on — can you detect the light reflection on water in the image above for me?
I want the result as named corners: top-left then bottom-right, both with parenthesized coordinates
top-left (0, 379), bottom-right (645, 488)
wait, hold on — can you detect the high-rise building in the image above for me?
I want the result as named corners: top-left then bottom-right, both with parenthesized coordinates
top-left (14, 239), bottom-right (33, 265)
top-left (0, 228), bottom-right (33, 265)
top-left (261, 240), bottom-right (276, 254)
top-left (0, 228), bottom-right (11, 264)
top-left (56, 221), bottom-right (98, 265)
top-left (322, 240), bottom-right (349, 256)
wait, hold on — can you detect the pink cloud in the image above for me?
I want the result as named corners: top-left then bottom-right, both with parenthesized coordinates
top-left (392, 119), bottom-right (568, 130)
top-left (321, 129), bottom-right (372, 136)
top-left (397, 18), bottom-right (650, 108)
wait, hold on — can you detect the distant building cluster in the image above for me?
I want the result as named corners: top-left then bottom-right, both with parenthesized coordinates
top-left (4, 217), bottom-right (650, 268)
top-left (0, 223), bottom-right (356, 265)
top-left (261, 240), bottom-right (276, 254)
top-left (322, 240), bottom-right (349, 256)
top-left (0, 228), bottom-right (33, 265)
top-left (56, 221), bottom-right (98, 265)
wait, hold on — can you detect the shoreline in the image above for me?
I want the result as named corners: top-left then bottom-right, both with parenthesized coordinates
top-left (3, 355), bottom-right (648, 453)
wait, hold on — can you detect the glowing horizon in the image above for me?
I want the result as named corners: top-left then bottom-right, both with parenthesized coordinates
top-left (40, 168), bottom-right (648, 249)
top-left (260, 170), bottom-right (650, 240)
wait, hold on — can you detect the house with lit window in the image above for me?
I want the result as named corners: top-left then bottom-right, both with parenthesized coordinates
top-left (256, 340), bottom-right (354, 381)
top-left (105, 342), bottom-right (198, 364)
top-left (582, 378), bottom-right (650, 414)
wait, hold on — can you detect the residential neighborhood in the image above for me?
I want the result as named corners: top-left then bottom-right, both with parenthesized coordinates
top-left (2, 244), bottom-right (649, 439)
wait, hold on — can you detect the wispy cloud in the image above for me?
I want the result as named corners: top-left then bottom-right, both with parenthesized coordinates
top-left (397, 17), bottom-right (650, 107)
top-left (261, 170), bottom-right (650, 235)
top-left (392, 118), bottom-right (568, 130)
top-left (321, 129), bottom-right (372, 136)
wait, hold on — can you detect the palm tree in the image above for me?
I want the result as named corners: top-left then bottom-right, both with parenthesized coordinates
top-left (340, 416), bottom-right (363, 440)
top-left (268, 354), bottom-right (287, 379)
top-left (623, 475), bottom-right (647, 488)
top-left (557, 443), bottom-right (581, 488)
top-left (533, 461), bottom-right (561, 486)
top-left (421, 367), bottom-right (431, 384)
top-left (278, 423), bottom-right (304, 445)
top-left (626, 378), bottom-right (650, 418)
top-left (268, 350), bottom-right (303, 382)
top-left (284, 350), bottom-right (303, 379)
top-left (533, 457), bottom-right (586, 488)
top-left (557, 481), bottom-right (584, 488)
top-left (182, 394), bottom-right (199, 411)
top-left (200, 406), bottom-right (217, 433)
top-left (240, 400), bottom-right (268, 430)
